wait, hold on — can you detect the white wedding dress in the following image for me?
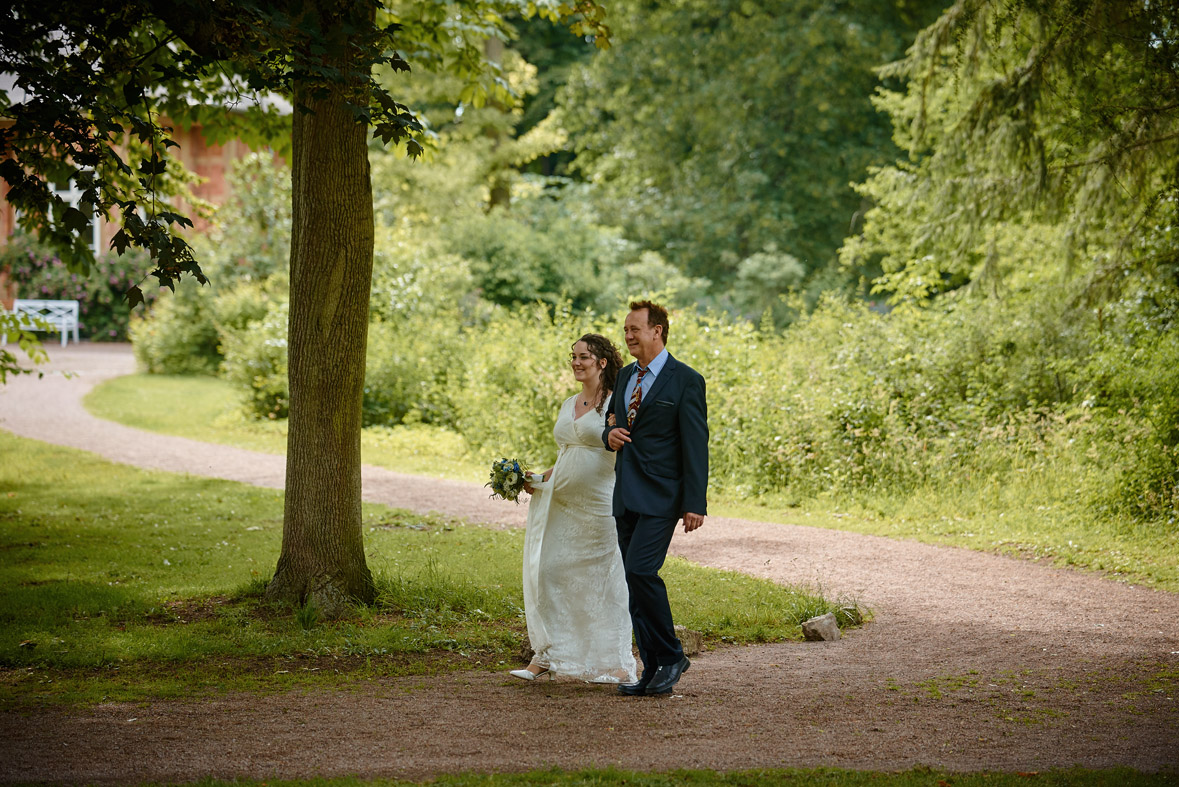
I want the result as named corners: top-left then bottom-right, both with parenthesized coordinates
top-left (522, 395), bottom-right (637, 683)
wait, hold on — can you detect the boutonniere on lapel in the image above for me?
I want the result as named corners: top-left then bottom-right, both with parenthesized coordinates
top-left (607, 412), bottom-right (617, 427)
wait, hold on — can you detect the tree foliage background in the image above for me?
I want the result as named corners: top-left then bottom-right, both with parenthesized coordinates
top-left (842, 0), bottom-right (1179, 304)
top-left (557, 0), bottom-right (945, 296)
top-left (1, 0), bottom-right (610, 613)
top-left (7, 0), bottom-right (1178, 587)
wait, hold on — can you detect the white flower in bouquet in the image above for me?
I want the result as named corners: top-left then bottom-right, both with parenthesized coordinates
top-left (487, 457), bottom-right (529, 503)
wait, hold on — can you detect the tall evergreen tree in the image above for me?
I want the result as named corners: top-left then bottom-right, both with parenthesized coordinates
top-left (842, 0), bottom-right (1179, 304)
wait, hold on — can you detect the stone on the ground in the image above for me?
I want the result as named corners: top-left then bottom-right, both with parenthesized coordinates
top-left (675, 624), bottom-right (704, 656)
top-left (801, 612), bottom-right (841, 641)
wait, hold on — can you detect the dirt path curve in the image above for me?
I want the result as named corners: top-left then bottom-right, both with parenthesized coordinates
top-left (1, 343), bottom-right (1177, 783)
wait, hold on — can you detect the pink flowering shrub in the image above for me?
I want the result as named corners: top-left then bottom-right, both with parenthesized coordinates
top-left (1, 235), bottom-right (156, 341)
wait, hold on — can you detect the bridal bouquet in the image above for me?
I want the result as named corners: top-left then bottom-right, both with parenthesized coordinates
top-left (487, 457), bottom-right (529, 502)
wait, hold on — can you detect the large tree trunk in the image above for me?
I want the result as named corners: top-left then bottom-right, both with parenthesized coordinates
top-left (265, 6), bottom-right (376, 615)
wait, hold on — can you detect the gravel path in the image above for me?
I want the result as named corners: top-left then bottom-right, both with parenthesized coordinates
top-left (1, 343), bottom-right (1176, 783)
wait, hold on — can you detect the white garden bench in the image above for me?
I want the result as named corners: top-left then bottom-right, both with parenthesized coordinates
top-left (2, 299), bottom-right (81, 347)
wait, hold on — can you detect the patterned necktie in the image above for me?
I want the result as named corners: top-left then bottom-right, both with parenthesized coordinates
top-left (627, 365), bottom-right (647, 428)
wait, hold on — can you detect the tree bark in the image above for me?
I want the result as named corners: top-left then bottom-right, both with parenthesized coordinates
top-left (483, 36), bottom-right (512, 211)
top-left (265, 2), bottom-right (376, 615)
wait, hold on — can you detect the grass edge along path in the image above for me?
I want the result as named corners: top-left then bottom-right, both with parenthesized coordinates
top-left (85, 374), bottom-right (1179, 592)
top-left (0, 430), bottom-right (858, 708)
top-left (83, 373), bottom-right (481, 481)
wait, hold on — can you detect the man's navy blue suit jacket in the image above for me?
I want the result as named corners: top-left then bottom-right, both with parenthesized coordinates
top-left (603, 352), bottom-right (709, 519)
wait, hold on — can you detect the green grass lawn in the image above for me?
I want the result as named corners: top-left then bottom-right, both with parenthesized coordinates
top-left (85, 374), bottom-right (1179, 592)
top-left (84, 374), bottom-right (482, 480)
top-left (0, 430), bottom-right (853, 708)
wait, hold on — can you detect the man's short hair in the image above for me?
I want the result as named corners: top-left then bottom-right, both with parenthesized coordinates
top-left (629, 299), bottom-right (670, 344)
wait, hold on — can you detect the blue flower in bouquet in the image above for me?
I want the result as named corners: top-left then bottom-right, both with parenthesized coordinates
top-left (487, 457), bottom-right (530, 502)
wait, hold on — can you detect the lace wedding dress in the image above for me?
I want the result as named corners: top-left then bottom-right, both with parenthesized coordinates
top-left (522, 395), bottom-right (637, 683)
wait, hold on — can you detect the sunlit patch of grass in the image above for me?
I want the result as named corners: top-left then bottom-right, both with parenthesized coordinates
top-left (84, 374), bottom-right (483, 481)
top-left (0, 430), bottom-right (849, 707)
top-left (665, 558), bottom-right (863, 643)
top-left (713, 485), bottom-right (1179, 593)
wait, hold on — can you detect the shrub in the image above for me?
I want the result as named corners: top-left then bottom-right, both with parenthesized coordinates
top-left (1082, 294), bottom-right (1179, 521)
top-left (442, 199), bottom-right (629, 312)
top-left (595, 250), bottom-right (710, 312)
top-left (131, 278), bottom-right (283, 378)
top-left (449, 303), bottom-right (600, 467)
top-left (213, 279), bottom-right (282, 336)
top-left (219, 298), bottom-right (289, 419)
top-left (201, 153), bottom-right (292, 282)
top-left (364, 316), bottom-right (464, 427)
top-left (732, 245), bottom-right (806, 325)
top-left (180, 236), bottom-right (1179, 528)
top-left (1, 234), bottom-right (156, 341)
top-left (129, 281), bottom-right (220, 375)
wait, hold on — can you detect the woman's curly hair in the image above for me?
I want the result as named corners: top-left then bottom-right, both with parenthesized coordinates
top-left (574, 332), bottom-right (624, 413)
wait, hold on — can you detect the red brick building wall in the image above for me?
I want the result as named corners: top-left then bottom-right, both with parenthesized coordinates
top-left (0, 121), bottom-right (258, 308)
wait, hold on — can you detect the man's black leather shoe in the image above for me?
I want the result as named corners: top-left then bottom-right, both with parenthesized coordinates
top-left (644, 656), bottom-right (690, 695)
top-left (617, 669), bottom-right (655, 696)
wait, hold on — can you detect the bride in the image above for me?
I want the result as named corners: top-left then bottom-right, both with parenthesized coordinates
top-left (510, 333), bottom-right (637, 684)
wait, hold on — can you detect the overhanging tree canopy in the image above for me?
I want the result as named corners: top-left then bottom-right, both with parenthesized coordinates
top-left (1, 0), bottom-right (607, 616)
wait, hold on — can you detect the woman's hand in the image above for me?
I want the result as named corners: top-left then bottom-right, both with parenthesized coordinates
top-left (523, 468), bottom-right (553, 495)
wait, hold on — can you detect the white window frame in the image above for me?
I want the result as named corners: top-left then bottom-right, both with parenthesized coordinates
top-left (51, 177), bottom-right (103, 258)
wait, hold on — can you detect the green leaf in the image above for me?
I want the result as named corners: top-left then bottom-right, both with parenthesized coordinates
top-left (157, 211), bottom-right (194, 229)
top-left (122, 79), bottom-right (142, 108)
top-left (62, 206), bottom-right (90, 234)
top-left (110, 230), bottom-right (131, 255)
top-left (124, 285), bottom-right (145, 310)
top-left (138, 156), bottom-right (167, 176)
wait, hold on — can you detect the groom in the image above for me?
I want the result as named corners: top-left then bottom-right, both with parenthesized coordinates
top-left (603, 300), bottom-right (708, 696)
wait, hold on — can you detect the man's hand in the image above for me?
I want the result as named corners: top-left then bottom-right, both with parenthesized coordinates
top-left (607, 427), bottom-right (632, 451)
top-left (681, 512), bottom-right (705, 532)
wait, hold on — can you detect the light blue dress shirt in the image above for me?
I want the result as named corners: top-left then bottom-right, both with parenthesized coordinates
top-left (623, 347), bottom-right (669, 410)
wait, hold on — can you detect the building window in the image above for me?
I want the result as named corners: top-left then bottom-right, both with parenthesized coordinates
top-left (51, 177), bottom-right (102, 258)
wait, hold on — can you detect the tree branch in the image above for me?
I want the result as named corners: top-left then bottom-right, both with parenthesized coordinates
top-left (144, 0), bottom-right (233, 60)
top-left (1058, 131), bottom-right (1179, 171)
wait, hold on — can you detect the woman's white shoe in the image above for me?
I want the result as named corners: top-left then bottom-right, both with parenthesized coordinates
top-left (509, 666), bottom-right (553, 681)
